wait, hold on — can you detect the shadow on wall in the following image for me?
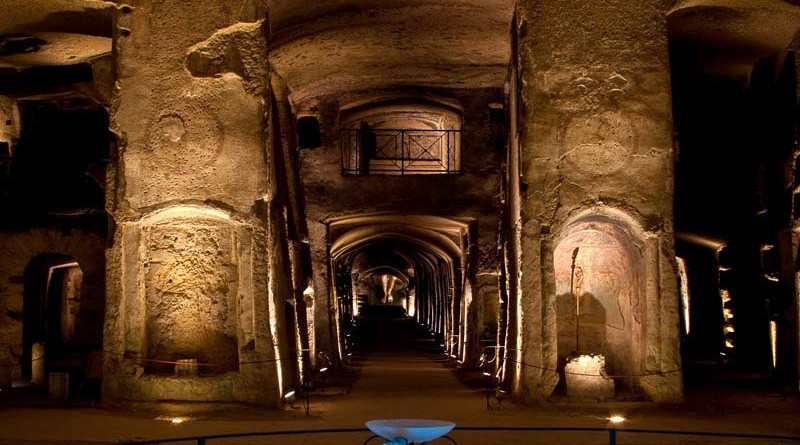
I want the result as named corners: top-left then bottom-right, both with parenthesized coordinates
top-left (556, 291), bottom-right (609, 360)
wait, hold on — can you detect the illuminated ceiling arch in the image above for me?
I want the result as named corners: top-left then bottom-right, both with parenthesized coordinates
top-left (358, 265), bottom-right (412, 285)
top-left (329, 213), bottom-right (471, 263)
top-left (668, 0), bottom-right (800, 78)
top-left (332, 227), bottom-right (463, 265)
top-left (556, 206), bottom-right (648, 250)
top-left (139, 204), bottom-right (233, 225)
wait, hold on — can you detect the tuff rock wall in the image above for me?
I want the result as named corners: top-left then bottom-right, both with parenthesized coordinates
top-left (103, 0), bottom-right (296, 405)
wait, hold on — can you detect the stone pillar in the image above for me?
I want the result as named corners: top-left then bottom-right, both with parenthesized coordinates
top-left (788, 38), bottom-right (800, 392)
top-left (308, 221), bottom-right (336, 360)
top-left (31, 342), bottom-right (45, 387)
top-left (103, 0), bottom-right (290, 405)
top-left (0, 96), bottom-right (15, 146)
top-left (0, 96), bottom-right (17, 389)
top-left (472, 271), bottom-right (500, 363)
top-left (515, 0), bottom-right (682, 402)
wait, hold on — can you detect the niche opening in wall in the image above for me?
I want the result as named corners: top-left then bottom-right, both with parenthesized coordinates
top-left (553, 211), bottom-right (645, 399)
top-left (297, 116), bottom-right (322, 149)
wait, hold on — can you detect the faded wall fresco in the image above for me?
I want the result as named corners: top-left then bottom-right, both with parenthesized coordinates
top-left (554, 220), bottom-right (644, 390)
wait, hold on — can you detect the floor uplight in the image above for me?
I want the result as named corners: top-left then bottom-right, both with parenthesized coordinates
top-left (607, 415), bottom-right (625, 424)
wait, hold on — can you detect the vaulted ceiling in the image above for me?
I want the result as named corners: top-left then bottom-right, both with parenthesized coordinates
top-left (267, 0), bottom-right (516, 103)
top-left (1, 0), bottom-right (799, 99)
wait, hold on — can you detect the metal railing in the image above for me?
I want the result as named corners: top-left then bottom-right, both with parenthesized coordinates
top-left (124, 425), bottom-right (800, 445)
top-left (341, 128), bottom-right (460, 175)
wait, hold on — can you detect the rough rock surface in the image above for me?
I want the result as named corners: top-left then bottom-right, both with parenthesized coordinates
top-left (513, 0), bottom-right (682, 402)
top-left (104, 0), bottom-right (293, 406)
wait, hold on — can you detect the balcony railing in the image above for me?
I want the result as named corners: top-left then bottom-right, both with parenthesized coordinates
top-left (341, 128), bottom-right (461, 175)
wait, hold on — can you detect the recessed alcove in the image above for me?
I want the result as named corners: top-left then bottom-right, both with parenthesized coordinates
top-left (23, 255), bottom-right (83, 379)
top-left (553, 211), bottom-right (644, 396)
top-left (140, 209), bottom-right (240, 375)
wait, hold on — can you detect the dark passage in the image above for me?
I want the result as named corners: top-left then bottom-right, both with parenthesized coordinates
top-left (337, 303), bottom-right (484, 419)
top-left (351, 305), bottom-right (422, 352)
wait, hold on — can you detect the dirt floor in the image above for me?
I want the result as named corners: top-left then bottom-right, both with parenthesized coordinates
top-left (1, 339), bottom-right (800, 444)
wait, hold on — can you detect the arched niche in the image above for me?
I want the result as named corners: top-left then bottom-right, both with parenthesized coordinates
top-left (22, 254), bottom-right (84, 380)
top-left (139, 206), bottom-right (240, 374)
top-left (341, 99), bottom-right (462, 131)
top-left (0, 227), bottom-right (106, 389)
top-left (553, 209), bottom-right (645, 393)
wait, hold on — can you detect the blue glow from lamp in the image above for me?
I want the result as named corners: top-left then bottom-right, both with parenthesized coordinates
top-left (366, 419), bottom-right (456, 445)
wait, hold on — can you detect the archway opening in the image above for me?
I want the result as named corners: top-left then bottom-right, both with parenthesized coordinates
top-left (22, 254), bottom-right (99, 394)
top-left (668, 1), bottom-right (800, 385)
top-left (553, 215), bottom-right (644, 398)
top-left (337, 239), bottom-right (449, 353)
top-left (328, 214), bottom-right (474, 363)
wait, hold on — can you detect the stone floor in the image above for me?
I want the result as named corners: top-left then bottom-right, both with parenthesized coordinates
top-left (1, 340), bottom-right (800, 444)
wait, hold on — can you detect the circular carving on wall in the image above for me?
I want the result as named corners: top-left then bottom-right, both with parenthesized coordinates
top-left (564, 111), bottom-right (635, 176)
top-left (146, 106), bottom-right (224, 174)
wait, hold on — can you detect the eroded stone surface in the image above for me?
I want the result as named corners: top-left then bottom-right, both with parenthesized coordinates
top-left (0, 32), bottom-right (110, 69)
top-left (563, 111), bottom-right (635, 176)
top-left (103, 0), bottom-right (293, 406)
top-left (103, 209), bottom-right (283, 405)
top-left (143, 220), bottom-right (238, 373)
top-left (0, 0), bottom-right (112, 36)
top-left (268, 0), bottom-right (515, 101)
top-left (186, 21), bottom-right (267, 95)
top-left (113, 1), bottom-right (269, 214)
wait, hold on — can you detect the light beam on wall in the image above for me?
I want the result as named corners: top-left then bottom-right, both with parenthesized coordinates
top-left (269, 279), bottom-right (284, 401)
top-left (676, 257), bottom-right (691, 335)
top-left (770, 320), bottom-right (778, 369)
top-left (303, 284), bottom-right (316, 368)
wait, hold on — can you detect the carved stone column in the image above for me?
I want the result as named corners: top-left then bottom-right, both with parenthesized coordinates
top-left (514, 0), bottom-right (682, 402)
top-left (103, 0), bottom-right (293, 405)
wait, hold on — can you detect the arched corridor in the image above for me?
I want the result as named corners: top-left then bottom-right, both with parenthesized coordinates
top-left (327, 214), bottom-right (482, 364)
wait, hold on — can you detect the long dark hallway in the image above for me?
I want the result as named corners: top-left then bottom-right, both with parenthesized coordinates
top-left (329, 312), bottom-right (486, 420)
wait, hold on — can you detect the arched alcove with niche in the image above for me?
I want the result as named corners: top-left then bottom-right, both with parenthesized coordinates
top-left (135, 207), bottom-right (242, 375)
top-left (553, 209), bottom-right (645, 397)
top-left (23, 255), bottom-right (85, 379)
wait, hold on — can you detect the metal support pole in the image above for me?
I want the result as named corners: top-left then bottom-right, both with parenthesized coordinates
top-left (302, 348), bottom-right (311, 416)
top-left (608, 429), bottom-right (616, 445)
